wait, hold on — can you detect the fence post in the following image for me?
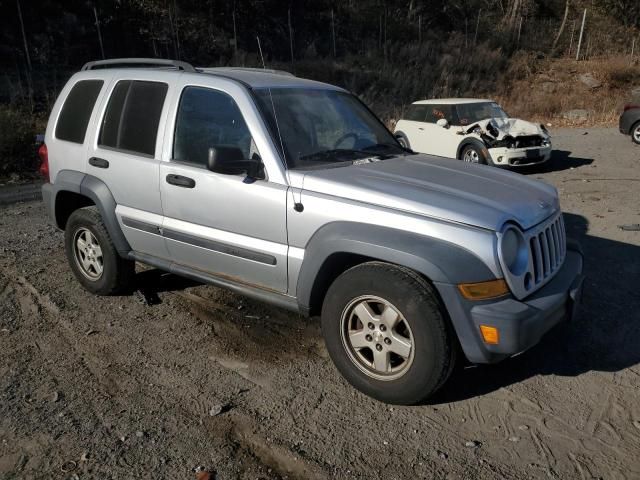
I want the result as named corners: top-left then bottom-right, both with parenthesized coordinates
top-left (576, 8), bottom-right (587, 61)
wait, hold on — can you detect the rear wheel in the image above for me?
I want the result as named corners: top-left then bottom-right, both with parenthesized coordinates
top-left (321, 262), bottom-right (457, 404)
top-left (395, 133), bottom-right (411, 150)
top-left (631, 121), bottom-right (640, 145)
top-left (64, 207), bottom-right (135, 295)
top-left (460, 144), bottom-right (488, 165)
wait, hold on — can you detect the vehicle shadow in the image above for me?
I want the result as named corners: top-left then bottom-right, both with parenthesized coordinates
top-left (518, 149), bottom-right (593, 174)
top-left (431, 211), bottom-right (640, 404)
top-left (132, 268), bottom-right (201, 304)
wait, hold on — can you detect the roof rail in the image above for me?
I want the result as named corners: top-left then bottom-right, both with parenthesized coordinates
top-left (81, 58), bottom-right (196, 73)
top-left (203, 67), bottom-right (295, 77)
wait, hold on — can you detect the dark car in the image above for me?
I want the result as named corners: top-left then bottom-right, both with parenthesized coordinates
top-left (619, 104), bottom-right (640, 144)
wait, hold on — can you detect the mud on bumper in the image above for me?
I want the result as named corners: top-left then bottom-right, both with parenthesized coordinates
top-left (435, 243), bottom-right (584, 364)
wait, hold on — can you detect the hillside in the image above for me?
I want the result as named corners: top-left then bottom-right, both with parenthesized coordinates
top-left (0, 0), bottom-right (639, 178)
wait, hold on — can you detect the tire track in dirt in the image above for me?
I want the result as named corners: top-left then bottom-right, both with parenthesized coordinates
top-left (3, 265), bottom-right (332, 478)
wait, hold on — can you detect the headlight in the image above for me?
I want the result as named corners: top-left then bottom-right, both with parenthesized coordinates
top-left (500, 226), bottom-right (528, 276)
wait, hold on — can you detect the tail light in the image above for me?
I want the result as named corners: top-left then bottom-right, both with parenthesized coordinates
top-left (623, 104), bottom-right (640, 112)
top-left (38, 143), bottom-right (49, 183)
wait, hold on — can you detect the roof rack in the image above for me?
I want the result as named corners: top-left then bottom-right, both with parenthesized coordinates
top-left (81, 58), bottom-right (196, 73)
top-left (203, 67), bottom-right (295, 77)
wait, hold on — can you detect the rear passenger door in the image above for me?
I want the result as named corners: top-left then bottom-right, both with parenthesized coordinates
top-left (159, 83), bottom-right (289, 293)
top-left (87, 77), bottom-right (172, 259)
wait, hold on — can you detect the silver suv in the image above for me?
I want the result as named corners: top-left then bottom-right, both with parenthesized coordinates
top-left (41, 59), bottom-right (584, 404)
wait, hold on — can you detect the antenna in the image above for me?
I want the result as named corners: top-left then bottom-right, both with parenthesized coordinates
top-left (256, 36), bottom-right (266, 69)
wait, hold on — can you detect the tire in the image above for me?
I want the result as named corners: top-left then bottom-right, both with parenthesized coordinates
top-left (395, 132), bottom-right (411, 150)
top-left (64, 207), bottom-right (135, 295)
top-left (460, 143), bottom-right (488, 165)
top-left (631, 121), bottom-right (640, 145)
top-left (321, 262), bottom-right (457, 404)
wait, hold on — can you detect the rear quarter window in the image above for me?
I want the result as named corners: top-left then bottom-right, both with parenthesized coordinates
top-left (403, 105), bottom-right (428, 122)
top-left (99, 80), bottom-right (168, 156)
top-left (55, 80), bottom-right (104, 144)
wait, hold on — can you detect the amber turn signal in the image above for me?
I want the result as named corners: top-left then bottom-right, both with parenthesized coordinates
top-left (480, 325), bottom-right (500, 344)
top-left (457, 279), bottom-right (509, 300)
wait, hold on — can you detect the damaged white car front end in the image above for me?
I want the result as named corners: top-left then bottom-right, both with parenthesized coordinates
top-left (462, 118), bottom-right (552, 167)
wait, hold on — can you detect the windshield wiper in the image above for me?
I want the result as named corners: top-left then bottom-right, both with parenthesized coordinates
top-left (362, 142), bottom-right (409, 154)
top-left (298, 148), bottom-right (380, 162)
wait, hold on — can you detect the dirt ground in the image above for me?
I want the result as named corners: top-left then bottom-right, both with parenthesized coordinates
top-left (1, 127), bottom-right (639, 480)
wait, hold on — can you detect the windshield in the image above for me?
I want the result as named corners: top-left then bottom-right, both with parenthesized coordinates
top-left (456, 102), bottom-right (508, 125)
top-left (254, 88), bottom-right (405, 169)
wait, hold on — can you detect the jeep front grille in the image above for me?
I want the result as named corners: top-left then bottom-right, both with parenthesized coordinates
top-left (499, 212), bottom-right (566, 300)
top-left (529, 215), bottom-right (566, 286)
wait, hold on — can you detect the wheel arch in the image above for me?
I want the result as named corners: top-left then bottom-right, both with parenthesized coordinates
top-left (394, 130), bottom-right (411, 149)
top-left (456, 137), bottom-right (488, 160)
top-left (44, 170), bottom-right (131, 256)
top-left (296, 222), bottom-right (495, 316)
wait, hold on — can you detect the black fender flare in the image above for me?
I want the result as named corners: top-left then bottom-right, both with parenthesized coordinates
top-left (44, 170), bottom-right (131, 256)
top-left (296, 221), bottom-right (496, 313)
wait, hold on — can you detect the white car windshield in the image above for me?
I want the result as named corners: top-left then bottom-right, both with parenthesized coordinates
top-left (456, 102), bottom-right (509, 126)
top-left (254, 88), bottom-right (405, 169)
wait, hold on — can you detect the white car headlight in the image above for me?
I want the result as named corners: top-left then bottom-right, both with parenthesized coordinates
top-left (500, 226), bottom-right (529, 276)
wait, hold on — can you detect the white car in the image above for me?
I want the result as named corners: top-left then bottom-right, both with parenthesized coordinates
top-left (394, 99), bottom-right (552, 167)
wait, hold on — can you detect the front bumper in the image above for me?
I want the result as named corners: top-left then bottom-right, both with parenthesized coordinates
top-left (488, 145), bottom-right (552, 167)
top-left (435, 244), bottom-right (583, 364)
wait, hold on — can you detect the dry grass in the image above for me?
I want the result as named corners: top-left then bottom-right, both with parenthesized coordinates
top-left (496, 55), bottom-right (640, 126)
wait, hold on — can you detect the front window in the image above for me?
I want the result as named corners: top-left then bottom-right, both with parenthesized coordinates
top-left (456, 102), bottom-right (508, 126)
top-left (254, 88), bottom-right (404, 169)
top-left (173, 86), bottom-right (257, 167)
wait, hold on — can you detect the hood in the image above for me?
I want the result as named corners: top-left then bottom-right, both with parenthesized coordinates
top-left (297, 154), bottom-right (559, 231)
top-left (466, 117), bottom-right (549, 140)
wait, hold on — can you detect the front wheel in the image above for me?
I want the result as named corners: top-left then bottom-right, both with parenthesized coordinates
top-left (321, 262), bottom-right (457, 404)
top-left (460, 144), bottom-right (488, 165)
top-left (631, 121), bottom-right (640, 145)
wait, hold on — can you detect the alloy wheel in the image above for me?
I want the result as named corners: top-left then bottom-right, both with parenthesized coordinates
top-left (73, 227), bottom-right (104, 280)
top-left (340, 295), bottom-right (414, 381)
top-left (463, 148), bottom-right (480, 163)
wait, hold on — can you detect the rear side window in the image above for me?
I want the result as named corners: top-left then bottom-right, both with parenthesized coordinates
top-left (55, 80), bottom-right (104, 144)
top-left (403, 105), bottom-right (428, 122)
top-left (425, 104), bottom-right (456, 124)
top-left (99, 80), bottom-right (168, 156)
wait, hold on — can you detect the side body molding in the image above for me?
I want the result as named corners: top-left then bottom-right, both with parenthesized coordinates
top-left (43, 170), bottom-right (131, 256)
top-left (296, 221), bottom-right (496, 314)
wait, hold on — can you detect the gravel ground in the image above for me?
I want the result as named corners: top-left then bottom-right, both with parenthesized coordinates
top-left (1, 127), bottom-right (639, 480)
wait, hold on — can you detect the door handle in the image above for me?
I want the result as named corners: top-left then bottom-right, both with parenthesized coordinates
top-left (89, 157), bottom-right (109, 168)
top-left (166, 174), bottom-right (196, 188)
top-left (418, 127), bottom-right (425, 131)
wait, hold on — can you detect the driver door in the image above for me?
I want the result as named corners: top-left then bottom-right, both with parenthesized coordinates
top-left (159, 84), bottom-right (289, 292)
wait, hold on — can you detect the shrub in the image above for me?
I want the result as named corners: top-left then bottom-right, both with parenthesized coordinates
top-left (0, 106), bottom-right (39, 178)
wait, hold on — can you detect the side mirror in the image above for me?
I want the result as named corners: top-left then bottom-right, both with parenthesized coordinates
top-left (436, 118), bottom-right (449, 128)
top-left (207, 147), bottom-right (264, 179)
